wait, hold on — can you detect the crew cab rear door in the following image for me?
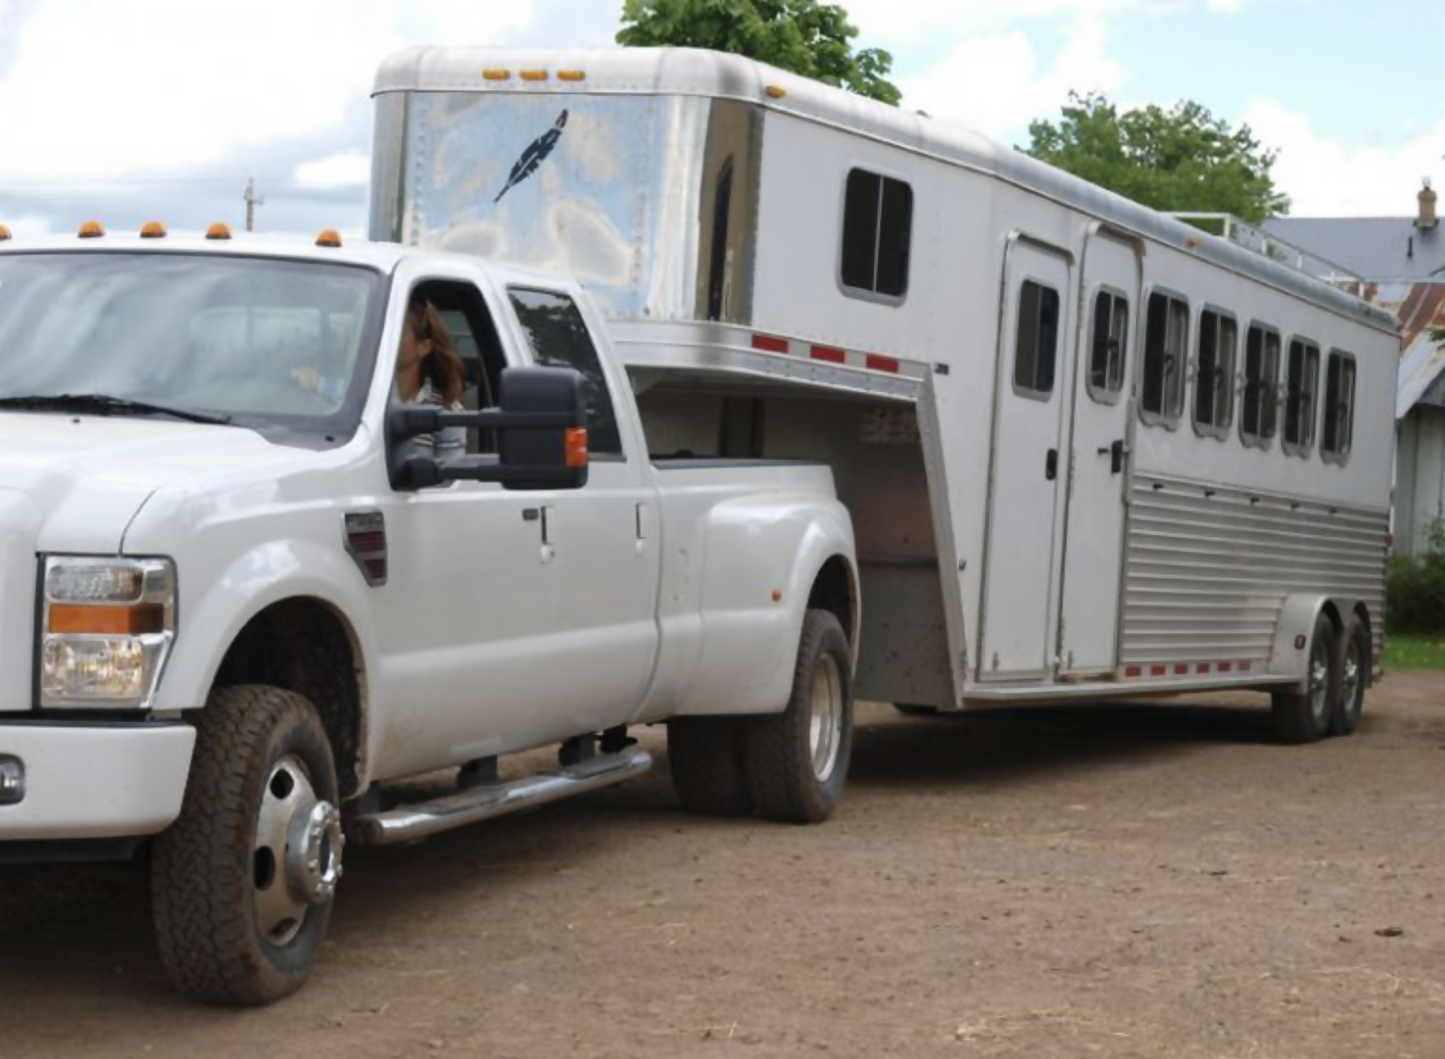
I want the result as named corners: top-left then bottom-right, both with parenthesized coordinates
top-left (500, 281), bottom-right (663, 729)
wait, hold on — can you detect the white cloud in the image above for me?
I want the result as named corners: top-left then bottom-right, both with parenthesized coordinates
top-left (0, 0), bottom-right (536, 183)
top-left (294, 151), bottom-right (372, 189)
top-left (899, 17), bottom-right (1124, 142)
top-left (1244, 98), bottom-right (1445, 216)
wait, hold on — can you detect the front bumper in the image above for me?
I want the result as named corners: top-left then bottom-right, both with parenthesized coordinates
top-left (0, 721), bottom-right (195, 840)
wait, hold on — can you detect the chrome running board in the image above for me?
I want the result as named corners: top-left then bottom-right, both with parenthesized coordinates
top-left (349, 748), bottom-right (653, 846)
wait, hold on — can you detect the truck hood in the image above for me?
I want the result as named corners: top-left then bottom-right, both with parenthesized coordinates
top-left (0, 413), bottom-right (290, 553)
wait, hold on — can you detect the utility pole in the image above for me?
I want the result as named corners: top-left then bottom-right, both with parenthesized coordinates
top-left (243, 178), bottom-right (265, 232)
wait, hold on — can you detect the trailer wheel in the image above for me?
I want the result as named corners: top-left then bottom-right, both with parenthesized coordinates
top-left (1270, 613), bottom-right (1338, 745)
top-left (744, 609), bottom-right (853, 824)
top-left (1331, 614), bottom-right (1370, 737)
top-left (667, 717), bottom-right (753, 816)
top-left (152, 685), bottom-right (343, 1006)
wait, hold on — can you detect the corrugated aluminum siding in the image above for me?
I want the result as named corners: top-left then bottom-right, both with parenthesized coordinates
top-left (1122, 474), bottom-right (1388, 666)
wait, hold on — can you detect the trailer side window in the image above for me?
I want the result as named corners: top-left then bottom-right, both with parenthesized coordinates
top-left (507, 287), bottom-right (623, 456)
top-left (1012, 280), bottom-right (1060, 399)
top-left (1141, 292), bottom-right (1188, 424)
top-left (1282, 337), bottom-right (1321, 457)
top-left (840, 169), bottom-right (912, 300)
top-left (1240, 323), bottom-right (1280, 448)
top-left (1321, 350), bottom-right (1357, 463)
top-left (1192, 309), bottom-right (1237, 438)
top-left (1087, 289), bottom-right (1128, 402)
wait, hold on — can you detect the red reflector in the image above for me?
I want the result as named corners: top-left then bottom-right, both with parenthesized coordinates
top-left (751, 334), bottom-right (789, 354)
top-left (865, 353), bottom-right (900, 373)
top-left (1240, 661), bottom-right (1252, 672)
top-left (1150, 664), bottom-right (1166, 677)
top-left (1385, 532), bottom-right (1394, 551)
top-left (810, 345), bottom-right (845, 364)
top-left (1197, 663), bottom-right (1211, 674)
top-left (1218, 662), bottom-right (1233, 673)
top-left (1124, 665), bottom-right (1142, 678)
top-left (1174, 663), bottom-right (1189, 676)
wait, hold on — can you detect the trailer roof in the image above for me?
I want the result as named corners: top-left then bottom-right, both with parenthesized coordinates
top-left (374, 46), bottom-right (1397, 336)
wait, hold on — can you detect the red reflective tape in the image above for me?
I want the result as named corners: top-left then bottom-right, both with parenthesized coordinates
top-left (811, 345), bottom-right (846, 364)
top-left (1124, 665), bottom-right (1142, 678)
top-left (1218, 661), bottom-right (1233, 673)
top-left (1239, 661), bottom-right (1252, 672)
top-left (1197, 663), bottom-right (1211, 674)
top-left (865, 353), bottom-right (900, 373)
top-left (1150, 664), bottom-right (1167, 677)
top-left (751, 334), bottom-right (789, 354)
top-left (1174, 663), bottom-right (1189, 676)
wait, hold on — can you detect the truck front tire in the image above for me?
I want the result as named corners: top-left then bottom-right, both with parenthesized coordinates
top-left (152, 685), bottom-right (343, 1005)
top-left (744, 609), bottom-right (854, 824)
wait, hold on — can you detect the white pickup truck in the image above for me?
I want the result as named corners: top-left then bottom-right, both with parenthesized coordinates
top-left (0, 225), bottom-right (858, 1004)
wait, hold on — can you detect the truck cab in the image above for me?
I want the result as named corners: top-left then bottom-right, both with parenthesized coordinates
top-left (0, 224), bottom-right (858, 1004)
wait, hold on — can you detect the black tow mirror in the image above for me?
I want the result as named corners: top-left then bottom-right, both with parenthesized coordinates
top-left (386, 366), bottom-right (589, 492)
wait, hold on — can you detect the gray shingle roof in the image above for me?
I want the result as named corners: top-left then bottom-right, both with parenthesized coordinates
top-left (1262, 217), bottom-right (1445, 282)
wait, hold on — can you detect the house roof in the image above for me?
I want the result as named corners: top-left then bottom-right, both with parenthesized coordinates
top-left (1262, 216), bottom-right (1445, 283)
top-left (1358, 280), bottom-right (1445, 418)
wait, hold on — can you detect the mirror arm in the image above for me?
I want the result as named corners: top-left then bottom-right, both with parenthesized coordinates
top-left (389, 404), bottom-right (580, 440)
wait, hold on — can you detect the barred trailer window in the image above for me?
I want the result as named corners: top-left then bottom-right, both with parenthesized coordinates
top-left (1283, 338), bottom-right (1321, 457)
top-left (1193, 309), bottom-right (1237, 438)
top-left (1141, 292), bottom-right (1189, 424)
top-left (1012, 280), bottom-right (1060, 399)
top-left (1322, 350), bottom-right (1357, 463)
top-left (1087, 288), bottom-right (1129, 403)
top-left (1241, 323), bottom-right (1280, 448)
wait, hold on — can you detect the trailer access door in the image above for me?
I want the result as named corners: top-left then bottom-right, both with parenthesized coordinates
top-left (979, 237), bottom-right (1073, 679)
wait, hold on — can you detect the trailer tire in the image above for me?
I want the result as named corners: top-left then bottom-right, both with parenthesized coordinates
top-left (744, 609), bottom-right (853, 824)
top-left (1270, 613), bottom-right (1338, 745)
top-left (1331, 614), bottom-right (1370, 737)
top-left (152, 685), bottom-right (343, 1006)
top-left (667, 717), bottom-right (753, 817)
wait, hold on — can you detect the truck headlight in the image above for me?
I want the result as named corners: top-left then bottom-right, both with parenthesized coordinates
top-left (39, 556), bottom-right (176, 709)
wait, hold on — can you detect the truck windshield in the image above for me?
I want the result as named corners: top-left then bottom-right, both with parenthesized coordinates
top-left (0, 252), bottom-right (382, 439)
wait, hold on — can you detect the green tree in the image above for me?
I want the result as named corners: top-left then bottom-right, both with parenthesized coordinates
top-left (617, 0), bottom-right (901, 106)
top-left (1024, 91), bottom-right (1290, 224)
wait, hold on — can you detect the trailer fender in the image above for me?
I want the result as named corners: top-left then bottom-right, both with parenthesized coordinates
top-left (1268, 594), bottom-right (1346, 689)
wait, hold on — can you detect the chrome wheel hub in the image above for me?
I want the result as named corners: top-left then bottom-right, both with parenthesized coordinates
top-left (253, 755), bottom-right (343, 945)
top-left (1342, 643), bottom-right (1362, 709)
top-left (1307, 644), bottom-right (1330, 721)
top-left (808, 654), bottom-right (845, 783)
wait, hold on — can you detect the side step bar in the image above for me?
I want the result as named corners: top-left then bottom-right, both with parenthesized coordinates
top-left (349, 748), bottom-right (653, 847)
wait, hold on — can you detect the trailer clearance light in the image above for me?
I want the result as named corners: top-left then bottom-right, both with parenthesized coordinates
top-left (765, 85), bottom-right (786, 99)
top-left (140, 221), bottom-right (167, 239)
top-left (483, 68), bottom-right (511, 81)
top-left (77, 220), bottom-right (105, 239)
top-left (39, 557), bottom-right (176, 710)
top-left (557, 70), bottom-right (586, 82)
top-left (316, 228), bottom-right (342, 248)
top-left (520, 69), bottom-right (548, 81)
top-left (205, 222), bottom-right (233, 240)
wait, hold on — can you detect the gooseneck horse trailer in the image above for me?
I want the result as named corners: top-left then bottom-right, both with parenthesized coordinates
top-left (371, 47), bottom-right (1398, 742)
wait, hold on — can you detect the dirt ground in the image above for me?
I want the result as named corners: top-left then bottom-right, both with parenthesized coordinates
top-left (3, 672), bottom-right (1444, 1059)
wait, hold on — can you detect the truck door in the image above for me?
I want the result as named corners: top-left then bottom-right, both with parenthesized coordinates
top-left (978, 236), bottom-right (1073, 680)
top-left (503, 285), bottom-right (662, 730)
top-left (1057, 227), bottom-right (1140, 674)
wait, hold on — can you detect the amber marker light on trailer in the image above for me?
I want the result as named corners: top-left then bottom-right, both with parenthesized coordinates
top-left (765, 85), bottom-right (787, 99)
top-left (140, 221), bottom-right (167, 239)
top-left (205, 222), bottom-right (233, 240)
top-left (78, 220), bottom-right (105, 239)
top-left (315, 229), bottom-right (342, 248)
top-left (565, 428), bottom-right (589, 469)
top-left (557, 70), bottom-right (586, 82)
top-left (520, 69), bottom-right (549, 82)
top-left (483, 68), bottom-right (511, 81)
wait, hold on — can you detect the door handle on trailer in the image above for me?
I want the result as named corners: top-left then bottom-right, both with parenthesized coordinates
top-left (1096, 439), bottom-right (1128, 474)
top-left (1045, 448), bottom-right (1059, 481)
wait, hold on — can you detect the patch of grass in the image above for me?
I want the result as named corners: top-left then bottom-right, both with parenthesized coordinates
top-left (1384, 635), bottom-right (1445, 671)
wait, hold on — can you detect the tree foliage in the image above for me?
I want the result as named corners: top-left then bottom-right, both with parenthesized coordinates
top-left (1024, 92), bottom-right (1289, 223)
top-left (617, 0), bottom-right (901, 106)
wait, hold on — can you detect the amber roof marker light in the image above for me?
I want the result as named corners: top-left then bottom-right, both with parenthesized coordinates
top-left (78, 220), bottom-right (105, 239)
top-left (205, 222), bottom-right (233, 241)
top-left (315, 228), bottom-right (343, 248)
top-left (140, 221), bottom-right (168, 239)
top-left (0, 224), bottom-right (11, 241)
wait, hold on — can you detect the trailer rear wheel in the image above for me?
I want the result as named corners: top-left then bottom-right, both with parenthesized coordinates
top-left (1331, 614), bottom-right (1370, 736)
top-left (744, 610), bottom-right (853, 824)
top-left (152, 685), bottom-right (342, 1005)
top-left (1270, 613), bottom-right (1338, 745)
top-left (667, 717), bottom-right (753, 816)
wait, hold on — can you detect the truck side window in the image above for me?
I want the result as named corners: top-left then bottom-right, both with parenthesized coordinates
top-left (507, 288), bottom-right (624, 455)
top-left (408, 280), bottom-right (508, 454)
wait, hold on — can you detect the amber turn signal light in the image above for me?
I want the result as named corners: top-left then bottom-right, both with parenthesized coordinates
top-left (49, 603), bottom-right (165, 636)
top-left (565, 427), bottom-right (589, 469)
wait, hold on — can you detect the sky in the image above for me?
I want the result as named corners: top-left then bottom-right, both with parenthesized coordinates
top-left (0, 0), bottom-right (1440, 240)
